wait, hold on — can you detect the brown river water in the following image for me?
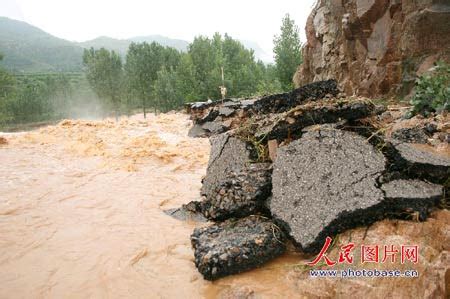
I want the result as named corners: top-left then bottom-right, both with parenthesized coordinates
top-left (0, 113), bottom-right (302, 298)
top-left (1, 113), bottom-right (448, 298)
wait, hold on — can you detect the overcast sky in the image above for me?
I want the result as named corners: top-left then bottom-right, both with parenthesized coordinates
top-left (1, 0), bottom-right (316, 59)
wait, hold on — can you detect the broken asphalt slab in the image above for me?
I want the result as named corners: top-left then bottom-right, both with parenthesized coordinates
top-left (201, 134), bottom-right (254, 200)
top-left (201, 121), bottom-right (227, 135)
top-left (382, 179), bottom-right (443, 221)
top-left (185, 80), bottom-right (340, 137)
top-left (248, 98), bottom-right (378, 142)
top-left (389, 140), bottom-right (450, 184)
top-left (191, 215), bottom-right (285, 280)
top-left (270, 127), bottom-right (446, 253)
top-left (250, 79), bottom-right (339, 114)
top-left (188, 124), bottom-right (208, 138)
top-left (163, 201), bottom-right (208, 222)
top-left (200, 163), bottom-right (272, 221)
top-left (270, 127), bottom-right (386, 253)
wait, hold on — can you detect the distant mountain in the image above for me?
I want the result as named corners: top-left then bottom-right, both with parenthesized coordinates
top-left (77, 36), bottom-right (131, 56)
top-left (0, 17), bottom-right (271, 73)
top-left (0, 18), bottom-right (191, 73)
top-left (78, 35), bottom-right (189, 57)
top-left (0, 17), bottom-right (84, 73)
top-left (129, 35), bottom-right (189, 52)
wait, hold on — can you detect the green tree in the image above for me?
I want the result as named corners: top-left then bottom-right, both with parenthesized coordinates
top-left (122, 34), bottom-right (285, 113)
top-left (154, 67), bottom-right (184, 112)
top-left (175, 53), bottom-right (198, 102)
top-left (221, 34), bottom-right (259, 97)
top-left (189, 35), bottom-right (221, 99)
top-left (187, 33), bottom-right (263, 100)
top-left (125, 42), bottom-right (179, 116)
top-left (273, 14), bottom-right (302, 90)
top-left (256, 62), bottom-right (283, 95)
top-left (83, 48), bottom-right (123, 119)
top-left (0, 53), bottom-right (17, 124)
top-left (125, 43), bottom-right (153, 118)
top-left (16, 78), bottom-right (50, 122)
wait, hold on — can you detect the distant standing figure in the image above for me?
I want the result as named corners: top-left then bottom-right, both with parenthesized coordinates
top-left (220, 85), bottom-right (227, 100)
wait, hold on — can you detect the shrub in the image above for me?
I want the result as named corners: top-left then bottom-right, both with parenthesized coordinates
top-left (410, 61), bottom-right (449, 116)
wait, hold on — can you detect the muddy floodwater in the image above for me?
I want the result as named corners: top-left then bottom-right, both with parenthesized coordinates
top-left (1, 113), bottom-right (448, 299)
top-left (0, 113), bottom-right (301, 298)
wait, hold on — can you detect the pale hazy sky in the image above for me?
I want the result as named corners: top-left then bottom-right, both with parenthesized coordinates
top-left (1, 0), bottom-right (316, 58)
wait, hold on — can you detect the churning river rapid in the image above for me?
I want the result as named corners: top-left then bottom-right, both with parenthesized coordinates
top-left (0, 113), bottom-right (303, 298)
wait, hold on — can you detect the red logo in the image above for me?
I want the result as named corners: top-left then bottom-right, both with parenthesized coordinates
top-left (308, 237), bottom-right (419, 266)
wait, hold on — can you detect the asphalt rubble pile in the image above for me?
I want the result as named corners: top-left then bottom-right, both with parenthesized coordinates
top-left (168, 80), bottom-right (449, 280)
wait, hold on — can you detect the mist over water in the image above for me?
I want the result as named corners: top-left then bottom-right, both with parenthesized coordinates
top-left (0, 113), bottom-right (212, 297)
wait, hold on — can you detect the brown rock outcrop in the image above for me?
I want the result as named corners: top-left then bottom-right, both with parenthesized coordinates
top-left (294, 0), bottom-right (450, 97)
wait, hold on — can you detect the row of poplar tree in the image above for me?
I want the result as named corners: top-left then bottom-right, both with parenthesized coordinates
top-left (0, 14), bottom-right (302, 125)
top-left (83, 33), bottom-right (283, 118)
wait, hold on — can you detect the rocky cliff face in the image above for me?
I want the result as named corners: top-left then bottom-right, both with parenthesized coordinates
top-left (294, 0), bottom-right (450, 97)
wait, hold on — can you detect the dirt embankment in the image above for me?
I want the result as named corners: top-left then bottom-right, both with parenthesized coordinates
top-left (0, 113), bottom-right (215, 298)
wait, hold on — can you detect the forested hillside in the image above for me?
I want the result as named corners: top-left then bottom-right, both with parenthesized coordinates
top-left (0, 17), bottom-right (270, 73)
top-left (0, 17), bottom-right (84, 73)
